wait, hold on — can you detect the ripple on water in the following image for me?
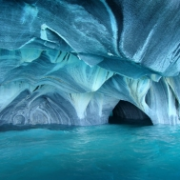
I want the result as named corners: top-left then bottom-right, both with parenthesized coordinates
top-left (0, 124), bottom-right (180, 180)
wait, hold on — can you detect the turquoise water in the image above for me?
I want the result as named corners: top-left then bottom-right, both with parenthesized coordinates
top-left (0, 124), bottom-right (180, 180)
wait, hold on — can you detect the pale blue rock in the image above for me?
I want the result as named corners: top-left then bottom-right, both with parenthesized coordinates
top-left (0, 0), bottom-right (180, 125)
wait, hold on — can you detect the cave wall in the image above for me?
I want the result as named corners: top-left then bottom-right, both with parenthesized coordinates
top-left (0, 0), bottom-right (180, 125)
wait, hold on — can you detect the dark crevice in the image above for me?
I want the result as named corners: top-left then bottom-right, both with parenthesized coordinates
top-left (145, 88), bottom-right (151, 107)
top-left (106, 0), bottom-right (124, 56)
top-left (109, 100), bottom-right (153, 125)
top-left (33, 85), bottom-right (39, 92)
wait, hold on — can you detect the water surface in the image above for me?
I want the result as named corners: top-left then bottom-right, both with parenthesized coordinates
top-left (0, 124), bottom-right (180, 180)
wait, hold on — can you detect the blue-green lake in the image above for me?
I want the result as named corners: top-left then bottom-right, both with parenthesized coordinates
top-left (0, 124), bottom-right (180, 180)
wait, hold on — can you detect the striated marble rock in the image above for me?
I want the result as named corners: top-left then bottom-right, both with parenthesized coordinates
top-left (0, 0), bottom-right (180, 125)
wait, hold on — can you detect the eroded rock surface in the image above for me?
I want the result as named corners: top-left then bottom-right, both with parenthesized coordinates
top-left (0, 0), bottom-right (180, 125)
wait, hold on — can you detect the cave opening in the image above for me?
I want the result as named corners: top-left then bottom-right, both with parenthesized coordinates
top-left (109, 100), bottom-right (153, 125)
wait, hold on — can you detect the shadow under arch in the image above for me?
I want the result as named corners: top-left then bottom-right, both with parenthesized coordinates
top-left (109, 100), bottom-right (153, 125)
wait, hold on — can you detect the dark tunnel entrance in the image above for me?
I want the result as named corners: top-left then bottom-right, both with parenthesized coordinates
top-left (109, 100), bottom-right (153, 125)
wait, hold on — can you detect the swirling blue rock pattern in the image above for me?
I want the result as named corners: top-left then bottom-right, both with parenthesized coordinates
top-left (0, 0), bottom-right (180, 125)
